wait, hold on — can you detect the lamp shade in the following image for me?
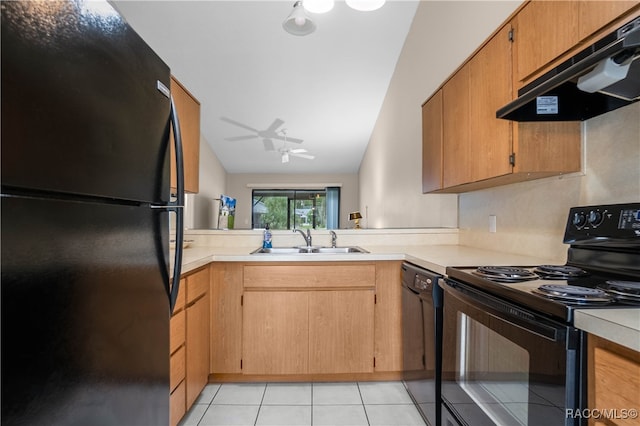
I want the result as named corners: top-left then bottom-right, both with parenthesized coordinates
top-left (345, 0), bottom-right (386, 12)
top-left (349, 211), bottom-right (363, 220)
top-left (283, 1), bottom-right (316, 36)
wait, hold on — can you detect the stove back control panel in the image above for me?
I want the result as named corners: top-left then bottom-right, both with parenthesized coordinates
top-left (563, 203), bottom-right (640, 244)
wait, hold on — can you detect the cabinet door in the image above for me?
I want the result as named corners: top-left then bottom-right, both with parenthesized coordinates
top-left (242, 291), bottom-right (309, 375)
top-left (210, 263), bottom-right (243, 374)
top-left (186, 293), bottom-right (209, 409)
top-left (469, 25), bottom-right (513, 182)
top-left (579, 1), bottom-right (640, 40)
top-left (309, 290), bottom-right (374, 374)
top-left (374, 261), bottom-right (403, 372)
top-left (422, 90), bottom-right (443, 193)
top-left (442, 64), bottom-right (470, 188)
top-left (170, 76), bottom-right (200, 194)
top-left (514, 1), bottom-right (579, 82)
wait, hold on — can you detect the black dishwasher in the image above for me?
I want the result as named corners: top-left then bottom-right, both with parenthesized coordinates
top-left (401, 262), bottom-right (443, 426)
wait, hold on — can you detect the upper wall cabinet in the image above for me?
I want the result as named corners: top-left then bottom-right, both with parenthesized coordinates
top-left (422, 25), bottom-right (580, 194)
top-left (514, 0), bottom-right (640, 85)
top-left (421, 0), bottom-right (639, 194)
top-left (170, 76), bottom-right (200, 194)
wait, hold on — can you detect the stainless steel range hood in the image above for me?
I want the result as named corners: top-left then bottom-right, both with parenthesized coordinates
top-left (497, 16), bottom-right (640, 122)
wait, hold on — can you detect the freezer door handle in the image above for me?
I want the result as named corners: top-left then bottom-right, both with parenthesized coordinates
top-left (168, 95), bottom-right (185, 314)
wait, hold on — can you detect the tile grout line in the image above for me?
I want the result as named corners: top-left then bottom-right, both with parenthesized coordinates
top-left (253, 383), bottom-right (268, 426)
top-left (357, 382), bottom-right (372, 426)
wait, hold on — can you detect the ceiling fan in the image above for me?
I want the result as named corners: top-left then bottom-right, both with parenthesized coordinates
top-left (279, 129), bottom-right (314, 163)
top-left (221, 116), bottom-right (303, 152)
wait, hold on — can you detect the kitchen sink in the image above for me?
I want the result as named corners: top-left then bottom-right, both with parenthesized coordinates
top-left (251, 246), bottom-right (368, 255)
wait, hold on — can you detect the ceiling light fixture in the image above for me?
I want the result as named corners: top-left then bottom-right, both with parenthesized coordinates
top-left (345, 0), bottom-right (386, 12)
top-left (282, 1), bottom-right (316, 36)
top-left (303, 0), bottom-right (334, 14)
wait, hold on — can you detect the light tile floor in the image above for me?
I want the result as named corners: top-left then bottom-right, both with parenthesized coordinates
top-left (179, 381), bottom-right (426, 426)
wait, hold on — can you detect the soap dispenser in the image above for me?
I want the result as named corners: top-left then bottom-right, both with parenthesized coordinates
top-left (263, 223), bottom-right (272, 248)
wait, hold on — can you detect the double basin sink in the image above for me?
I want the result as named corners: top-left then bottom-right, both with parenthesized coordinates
top-left (251, 246), bottom-right (368, 255)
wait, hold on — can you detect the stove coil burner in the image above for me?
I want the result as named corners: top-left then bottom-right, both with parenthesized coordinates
top-left (472, 266), bottom-right (539, 283)
top-left (532, 284), bottom-right (614, 304)
top-left (599, 281), bottom-right (640, 305)
top-left (533, 265), bottom-right (589, 280)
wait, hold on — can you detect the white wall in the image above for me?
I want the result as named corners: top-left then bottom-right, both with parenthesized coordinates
top-left (359, 1), bottom-right (523, 229)
top-left (185, 135), bottom-right (227, 229)
top-left (225, 173), bottom-right (359, 229)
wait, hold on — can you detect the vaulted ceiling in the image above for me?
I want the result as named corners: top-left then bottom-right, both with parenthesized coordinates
top-left (113, 1), bottom-right (419, 174)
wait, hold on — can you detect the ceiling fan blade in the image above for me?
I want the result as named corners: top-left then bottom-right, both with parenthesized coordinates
top-left (224, 135), bottom-right (258, 141)
top-left (291, 153), bottom-right (315, 160)
top-left (265, 118), bottom-right (285, 134)
top-left (263, 138), bottom-right (275, 151)
top-left (284, 136), bottom-right (304, 144)
top-left (289, 148), bottom-right (308, 154)
top-left (272, 134), bottom-right (304, 144)
top-left (220, 116), bottom-right (259, 133)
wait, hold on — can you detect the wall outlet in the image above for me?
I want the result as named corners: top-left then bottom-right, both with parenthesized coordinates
top-left (489, 215), bottom-right (497, 233)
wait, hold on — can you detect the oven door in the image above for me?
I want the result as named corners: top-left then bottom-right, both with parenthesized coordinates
top-left (441, 279), bottom-right (585, 426)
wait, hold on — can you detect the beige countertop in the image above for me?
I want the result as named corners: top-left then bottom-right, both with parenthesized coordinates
top-left (574, 309), bottom-right (640, 352)
top-left (178, 244), bottom-right (556, 276)
top-left (176, 243), bottom-right (639, 353)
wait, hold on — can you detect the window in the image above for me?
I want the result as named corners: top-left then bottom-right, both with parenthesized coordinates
top-left (252, 188), bottom-right (340, 230)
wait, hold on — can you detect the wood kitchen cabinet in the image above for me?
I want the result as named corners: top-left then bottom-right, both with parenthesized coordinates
top-left (422, 20), bottom-right (580, 193)
top-left (442, 64), bottom-right (471, 188)
top-left (243, 291), bottom-right (310, 375)
top-left (170, 76), bottom-right (200, 194)
top-left (373, 261), bottom-right (403, 372)
top-left (513, 1), bottom-right (579, 83)
top-left (421, 90), bottom-right (443, 193)
top-left (421, 1), bottom-right (640, 194)
top-left (169, 277), bottom-right (186, 426)
top-left (588, 334), bottom-right (640, 426)
top-left (185, 266), bottom-right (210, 408)
top-left (208, 261), bottom-right (403, 380)
top-left (210, 263), bottom-right (243, 374)
top-left (513, 1), bottom-right (640, 86)
top-left (169, 266), bottom-right (210, 426)
top-left (242, 263), bottom-right (376, 376)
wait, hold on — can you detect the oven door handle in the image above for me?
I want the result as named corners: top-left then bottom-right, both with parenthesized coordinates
top-left (444, 279), bottom-right (563, 342)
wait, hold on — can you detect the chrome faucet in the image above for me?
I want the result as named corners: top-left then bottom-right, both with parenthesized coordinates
top-left (329, 230), bottom-right (337, 248)
top-left (293, 228), bottom-right (312, 247)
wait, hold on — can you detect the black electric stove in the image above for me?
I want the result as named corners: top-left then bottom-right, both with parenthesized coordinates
top-left (446, 202), bottom-right (640, 323)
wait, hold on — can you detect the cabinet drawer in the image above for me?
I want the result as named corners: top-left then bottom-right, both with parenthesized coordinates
top-left (187, 267), bottom-right (209, 304)
top-left (170, 346), bottom-right (185, 393)
top-left (244, 264), bottom-right (376, 289)
top-left (174, 277), bottom-right (186, 312)
top-left (170, 380), bottom-right (186, 426)
top-left (170, 309), bottom-right (185, 355)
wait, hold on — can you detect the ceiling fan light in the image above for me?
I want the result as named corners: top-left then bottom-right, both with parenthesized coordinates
top-left (283, 1), bottom-right (316, 36)
top-left (281, 152), bottom-right (290, 163)
top-left (345, 0), bottom-right (385, 12)
top-left (303, 0), bottom-right (334, 14)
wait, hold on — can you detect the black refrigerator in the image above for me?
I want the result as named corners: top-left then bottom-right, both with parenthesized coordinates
top-left (1, 1), bottom-right (185, 424)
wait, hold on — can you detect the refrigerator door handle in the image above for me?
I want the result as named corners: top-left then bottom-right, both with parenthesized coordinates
top-left (168, 95), bottom-right (185, 314)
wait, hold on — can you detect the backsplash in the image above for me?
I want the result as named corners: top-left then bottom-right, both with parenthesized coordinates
top-left (459, 102), bottom-right (640, 262)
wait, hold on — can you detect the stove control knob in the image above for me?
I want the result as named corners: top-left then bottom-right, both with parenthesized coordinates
top-left (588, 210), bottom-right (603, 227)
top-left (573, 212), bottom-right (587, 228)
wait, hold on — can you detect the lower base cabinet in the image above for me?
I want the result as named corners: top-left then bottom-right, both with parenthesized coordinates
top-left (170, 266), bottom-right (210, 426)
top-left (588, 334), bottom-right (640, 426)
top-left (242, 289), bottom-right (375, 375)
